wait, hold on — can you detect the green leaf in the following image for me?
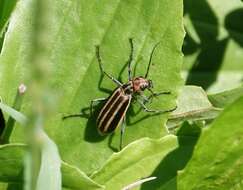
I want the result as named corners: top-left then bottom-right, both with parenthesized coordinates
top-left (183, 0), bottom-right (243, 93)
top-left (0, 0), bottom-right (17, 50)
top-left (91, 135), bottom-right (178, 190)
top-left (0, 143), bottom-right (104, 190)
top-left (35, 131), bottom-right (62, 190)
top-left (0, 143), bottom-right (25, 182)
top-left (178, 96), bottom-right (243, 189)
top-left (62, 162), bottom-right (104, 190)
top-left (176, 121), bottom-right (201, 138)
top-left (0, 129), bottom-right (62, 190)
top-left (0, 0), bottom-right (17, 34)
top-left (0, 109), bottom-right (5, 136)
top-left (0, 102), bottom-right (27, 125)
top-left (208, 84), bottom-right (243, 108)
top-left (140, 122), bottom-right (200, 190)
top-left (0, 0), bottom-right (184, 174)
top-left (0, 84), bottom-right (26, 144)
top-left (91, 129), bottom-right (200, 190)
top-left (121, 177), bottom-right (157, 190)
top-left (167, 86), bottom-right (221, 129)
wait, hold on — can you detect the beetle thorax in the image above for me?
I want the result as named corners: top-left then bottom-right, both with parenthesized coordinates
top-left (132, 77), bottom-right (151, 92)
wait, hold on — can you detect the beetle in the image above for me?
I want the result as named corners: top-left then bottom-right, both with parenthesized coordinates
top-left (64, 39), bottom-right (177, 150)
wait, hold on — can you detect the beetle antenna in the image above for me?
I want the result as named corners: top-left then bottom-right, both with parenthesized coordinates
top-left (127, 38), bottom-right (134, 80)
top-left (144, 42), bottom-right (161, 78)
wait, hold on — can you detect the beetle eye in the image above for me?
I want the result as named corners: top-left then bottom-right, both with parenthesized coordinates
top-left (148, 80), bottom-right (153, 88)
top-left (141, 85), bottom-right (146, 91)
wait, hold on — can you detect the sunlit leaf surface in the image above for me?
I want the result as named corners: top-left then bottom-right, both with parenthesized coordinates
top-left (0, 0), bottom-right (184, 174)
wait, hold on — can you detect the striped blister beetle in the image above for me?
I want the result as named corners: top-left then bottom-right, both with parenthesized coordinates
top-left (64, 39), bottom-right (177, 150)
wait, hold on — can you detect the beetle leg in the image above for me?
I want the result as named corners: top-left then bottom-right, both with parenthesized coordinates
top-left (127, 38), bottom-right (134, 81)
top-left (96, 46), bottom-right (122, 86)
top-left (139, 94), bottom-right (150, 104)
top-left (62, 113), bottom-right (85, 120)
top-left (147, 91), bottom-right (171, 102)
top-left (120, 116), bottom-right (126, 151)
top-left (137, 91), bottom-right (172, 105)
top-left (152, 91), bottom-right (171, 96)
top-left (137, 99), bottom-right (177, 114)
top-left (62, 97), bottom-right (107, 120)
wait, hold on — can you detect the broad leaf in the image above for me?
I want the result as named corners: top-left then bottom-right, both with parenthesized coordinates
top-left (0, 144), bottom-right (25, 182)
top-left (0, 0), bottom-right (17, 51)
top-left (62, 162), bottom-right (104, 190)
top-left (92, 127), bottom-right (200, 190)
top-left (167, 85), bottom-right (221, 129)
top-left (208, 84), bottom-right (243, 108)
top-left (0, 0), bottom-right (17, 34)
top-left (0, 0), bottom-right (184, 173)
top-left (178, 96), bottom-right (243, 189)
top-left (0, 144), bottom-right (104, 190)
top-left (35, 131), bottom-right (62, 190)
top-left (91, 135), bottom-right (178, 190)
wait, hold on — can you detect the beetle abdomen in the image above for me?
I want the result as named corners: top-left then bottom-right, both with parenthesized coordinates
top-left (97, 87), bottom-right (131, 134)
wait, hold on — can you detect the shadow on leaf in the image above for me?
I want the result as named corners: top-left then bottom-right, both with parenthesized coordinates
top-left (0, 109), bottom-right (5, 136)
top-left (225, 8), bottom-right (243, 48)
top-left (141, 122), bottom-right (201, 190)
top-left (183, 0), bottom-right (229, 90)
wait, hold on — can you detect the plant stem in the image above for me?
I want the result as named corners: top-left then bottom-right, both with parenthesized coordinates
top-left (0, 84), bottom-right (26, 144)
